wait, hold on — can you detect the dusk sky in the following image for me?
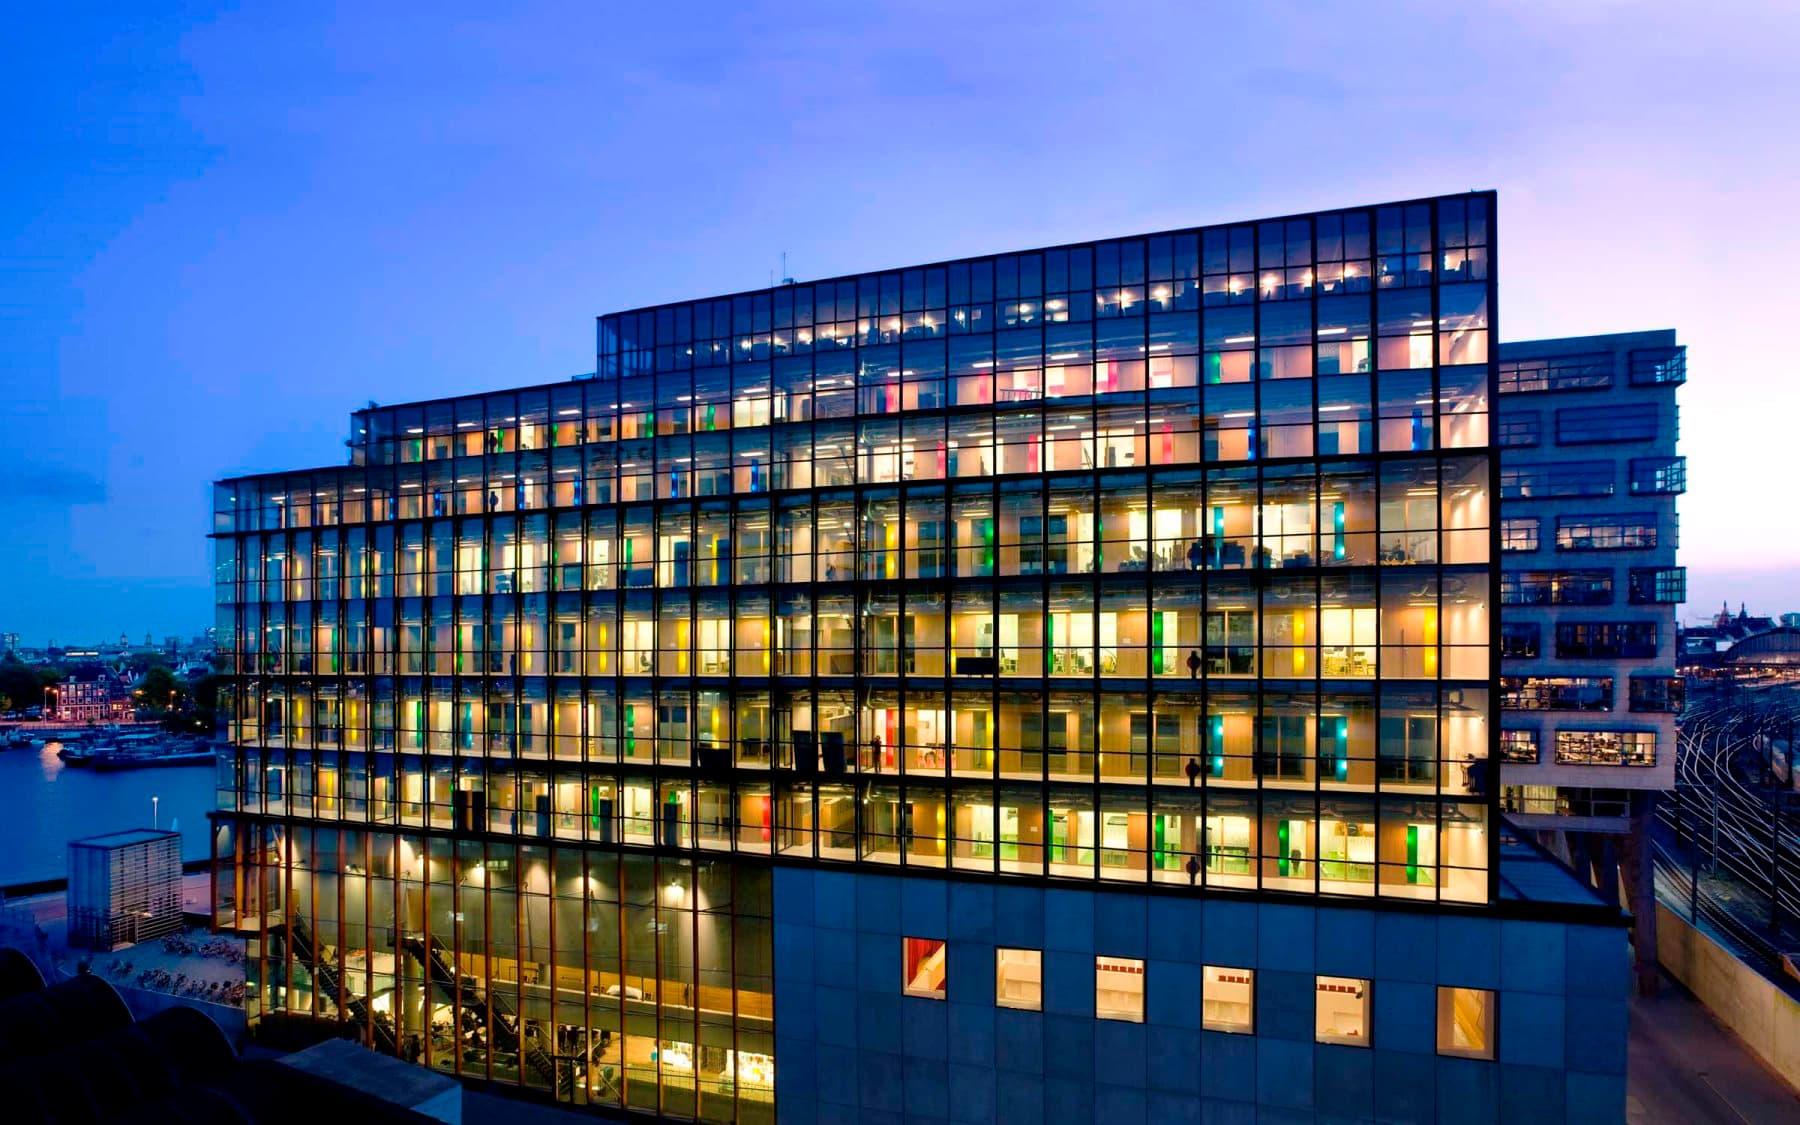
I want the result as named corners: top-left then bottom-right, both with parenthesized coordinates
top-left (4, 2), bottom-right (1796, 646)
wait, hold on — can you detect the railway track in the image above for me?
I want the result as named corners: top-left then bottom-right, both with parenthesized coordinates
top-left (1655, 686), bottom-right (1800, 989)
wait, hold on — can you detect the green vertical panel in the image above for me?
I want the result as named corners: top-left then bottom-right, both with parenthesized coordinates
top-left (1277, 819), bottom-right (1290, 877)
top-left (1406, 824), bottom-right (1419, 884)
top-left (1152, 815), bottom-right (1166, 868)
top-left (1151, 612), bottom-right (1165, 675)
top-left (1332, 500), bottom-right (1346, 560)
top-left (624, 704), bottom-right (636, 758)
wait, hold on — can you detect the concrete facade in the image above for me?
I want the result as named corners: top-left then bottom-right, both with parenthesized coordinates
top-left (771, 867), bottom-right (1628, 1125)
top-left (1496, 331), bottom-right (1685, 831)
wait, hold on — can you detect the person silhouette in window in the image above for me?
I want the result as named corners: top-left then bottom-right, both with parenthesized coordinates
top-left (1187, 649), bottom-right (1202, 679)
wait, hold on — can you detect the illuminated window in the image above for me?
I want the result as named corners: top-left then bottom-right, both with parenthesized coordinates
top-left (1315, 975), bottom-right (1370, 1046)
top-left (1436, 987), bottom-right (1495, 1059)
top-left (903, 937), bottom-right (947, 999)
top-left (1555, 514), bottom-right (1657, 551)
top-left (1554, 729), bottom-right (1656, 767)
top-left (1202, 966), bottom-right (1254, 1033)
top-left (995, 948), bottom-right (1042, 1010)
top-left (1500, 517), bottom-right (1539, 553)
top-left (1095, 956), bottom-right (1145, 1022)
top-left (1499, 729), bottom-right (1538, 764)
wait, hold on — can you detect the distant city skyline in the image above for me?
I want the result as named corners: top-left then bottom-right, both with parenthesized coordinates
top-left (6, 627), bottom-right (213, 651)
top-left (3, 3), bottom-right (1797, 645)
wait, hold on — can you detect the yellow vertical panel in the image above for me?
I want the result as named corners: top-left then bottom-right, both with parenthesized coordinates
top-left (1423, 608), bottom-right (1439, 676)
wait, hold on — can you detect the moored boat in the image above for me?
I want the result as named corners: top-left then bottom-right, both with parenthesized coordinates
top-left (87, 740), bottom-right (219, 771)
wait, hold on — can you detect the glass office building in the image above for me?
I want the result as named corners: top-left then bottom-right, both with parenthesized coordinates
top-left (208, 193), bottom-right (1628, 1120)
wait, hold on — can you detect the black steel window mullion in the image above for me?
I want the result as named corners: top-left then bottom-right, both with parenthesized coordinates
top-left (280, 804), bottom-right (295, 1020)
top-left (541, 840), bottom-right (556, 1097)
top-left (361, 824), bottom-right (379, 1051)
top-left (1251, 461), bottom-right (1267, 892)
top-left (1482, 193), bottom-right (1502, 905)
top-left (1139, 467), bottom-right (1156, 885)
top-left (353, 828), bottom-right (372, 1048)
top-left (849, 479), bottom-right (864, 866)
top-left (686, 873), bottom-right (700, 1118)
top-left (650, 859), bottom-right (666, 1110)
top-left (1310, 554), bottom-right (1325, 897)
top-left (511, 837), bottom-right (525, 1089)
top-left (1088, 467), bottom-right (1100, 799)
top-left (484, 839), bottom-right (499, 1085)
top-left (578, 843), bottom-right (593, 1108)
top-left (728, 875), bottom-right (743, 1125)
top-left (302, 818), bottom-right (318, 1021)
top-left (1424, 199), bottom-right (1448, 901)
top-left (1044, 468), bottom-right (1051, 874)
top-left (333, 826), bottom-right (350, 1040)
top-left (1196, 455), bottom-right (1212, 888)
top-left (1429, 200), bottom-right (1449, 889)
top-left (446, 842), bottom-right (464, 1079)
top-left (804, 489), bottom-right (821, 861)
top-left (895, 559), bottom-right (909, 865)
top-left (1308, 212), bottom-right (1329, 887)
top-left (1035, 459), bottom-right (1049, 874)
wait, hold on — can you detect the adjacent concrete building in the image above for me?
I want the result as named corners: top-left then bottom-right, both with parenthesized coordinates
top-left (1493, 331), bottom-right (1684, 987)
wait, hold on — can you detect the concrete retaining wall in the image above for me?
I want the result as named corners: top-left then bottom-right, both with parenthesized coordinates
top-left (114, 982), bottom-right (249, 1044)
top-left (1656, 903), bottom-right (1800, 1085)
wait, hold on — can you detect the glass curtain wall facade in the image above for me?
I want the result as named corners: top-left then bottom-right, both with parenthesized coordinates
top-left (210, 192), bottom-right (1500, 1117)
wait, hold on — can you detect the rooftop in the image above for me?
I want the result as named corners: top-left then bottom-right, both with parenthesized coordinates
top-left (69, 828), bottom-right (180, 849)
top-left (1497, 822), bottom-right (1612, 910)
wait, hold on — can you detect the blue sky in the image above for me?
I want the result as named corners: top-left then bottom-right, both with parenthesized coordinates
top-left (3, 2), bottom-right (1796, 645)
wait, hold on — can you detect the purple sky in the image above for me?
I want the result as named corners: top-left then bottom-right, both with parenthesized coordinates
top-left (4, 2), bottom-right (1796, 645)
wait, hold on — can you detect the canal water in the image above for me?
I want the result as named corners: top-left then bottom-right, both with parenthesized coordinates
top-left (0, 741), bottom-right (216, 887)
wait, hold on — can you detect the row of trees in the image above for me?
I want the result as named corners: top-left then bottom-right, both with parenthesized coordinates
top-left (136, 662), bottom-right (225, 733)
top-left (0, 654), bottom-right (57, 715)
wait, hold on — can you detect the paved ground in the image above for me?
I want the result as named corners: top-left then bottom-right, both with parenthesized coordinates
top-left (0, 874), bottom-right (243, 1002)
top-left (1629, 974), bottom-right (1800, 1124)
